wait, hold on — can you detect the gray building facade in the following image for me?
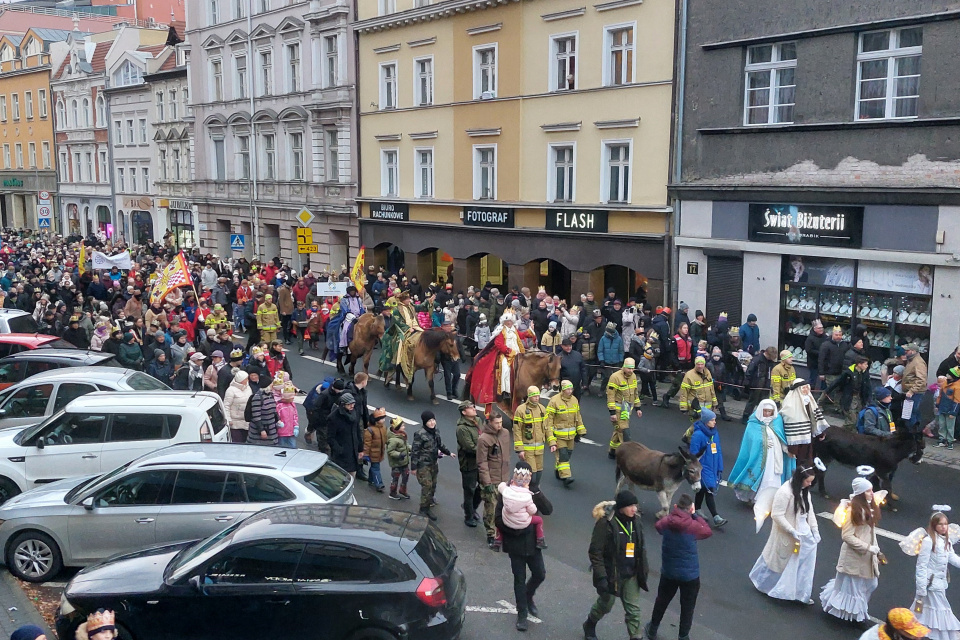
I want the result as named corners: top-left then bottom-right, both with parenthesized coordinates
top-left (673, 0), bottom-right (960, 381)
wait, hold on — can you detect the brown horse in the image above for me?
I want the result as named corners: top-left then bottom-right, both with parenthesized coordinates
top-left (494, 351), bottom-right (563, 416)
top-left (389, 328), bottom-right (460, 405)
top-left (337, 312), bottom-right (385, 376)
top-left (615, 442), bottom-right (703, 518)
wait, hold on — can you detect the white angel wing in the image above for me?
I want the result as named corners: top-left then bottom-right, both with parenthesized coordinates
top-left (949, 523), bottom-right (960, 546)
top-left (900, 528), bottom-right (927, 557)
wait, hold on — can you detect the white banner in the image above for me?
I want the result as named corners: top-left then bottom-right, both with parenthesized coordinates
top-left (317, 281), bottom-right (349, 297)
top-left (91, 251), bottom-right (133, 271)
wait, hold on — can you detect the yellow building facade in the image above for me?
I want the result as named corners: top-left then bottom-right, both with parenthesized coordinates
top-left (356, 0), bottom-right (673, 302)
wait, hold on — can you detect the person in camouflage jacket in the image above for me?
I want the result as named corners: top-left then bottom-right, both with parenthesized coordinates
top-left (411, 410), bottom-right (453, 520)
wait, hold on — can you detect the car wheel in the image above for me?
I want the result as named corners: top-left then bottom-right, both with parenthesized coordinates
top-left (0, 477), bottom-right (20, 505)
top-left (349, 628), bottom-right (398, 640)
top-left (6, 530), bottom-right (62, 582)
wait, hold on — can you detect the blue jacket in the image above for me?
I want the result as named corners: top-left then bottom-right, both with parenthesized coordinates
top-left (689, 420), bottom-right (723, 490)
top-left (655, 506), bottom-right (713, 581)
top-left (739, 322), bottom-right (760, 353)
top-left (597, 331), bottom-right (624, 365)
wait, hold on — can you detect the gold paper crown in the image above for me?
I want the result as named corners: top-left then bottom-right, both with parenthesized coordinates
top-left (832, 325), bottom-right (842, 333)
top-left (283, 383), bottom-right (297, 394)
top-left (729, 327), bottom-right (740, 335)
top-left (719, 312), bottom-right (728, 318)
top-left (230, 348), bottom-right (244, 359)
top-left (87, 609), bottom-right (116, 633)
top-left (538, 285), bottom-right (546, 293)
top-left (273, 372), bottom-right (285, 385)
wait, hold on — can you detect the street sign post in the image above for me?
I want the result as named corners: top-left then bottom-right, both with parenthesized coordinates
top-left (230, 234), bottom-right (245, 251)
top-left (38, 217), bottom-right (51, 228)
top-left (296, 208), bottom-right (315, 227)
top-left (297, 244), bottom-right (319, 254)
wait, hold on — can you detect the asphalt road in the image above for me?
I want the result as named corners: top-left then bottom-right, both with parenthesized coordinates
top-left (289, 349), bottom-right (959, 640)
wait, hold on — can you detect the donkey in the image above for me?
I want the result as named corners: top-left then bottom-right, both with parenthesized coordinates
top-left (615, 441), bottom-right (703, 518)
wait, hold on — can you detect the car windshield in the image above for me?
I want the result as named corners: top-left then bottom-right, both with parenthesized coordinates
top-left (63, 471), bottom-right (113, 503)
top-left (7, 315), bottom-right (38, 334)
top-left (300, 462), bottom-right (351, 499)
top-left (167, 521), bottom-right (244, 582)
top-left (125, 372), bottom-right (171, 390)
top-left (16, 409), bottom-right (64, 444)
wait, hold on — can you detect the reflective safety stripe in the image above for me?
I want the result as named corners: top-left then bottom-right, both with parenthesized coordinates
top-left (514, 440), bottom-right (524, 448)
top-left (609, 440), bottom-right (621, 448)
top-left (554, 428), bottom-right (578, 437)
top-left (556, 462), bottom-right (571, 471)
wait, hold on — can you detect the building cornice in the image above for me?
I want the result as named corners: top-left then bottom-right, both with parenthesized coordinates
top-left (353, 0), bottom-right (522, 35)
top-left (357, 195), bottom-right (672, 214)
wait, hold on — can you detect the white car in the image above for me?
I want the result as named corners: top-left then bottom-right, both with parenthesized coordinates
top-left (0, 391), bottom-right (229, 504)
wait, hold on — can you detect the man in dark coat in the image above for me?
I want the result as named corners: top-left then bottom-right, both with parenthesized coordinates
top-left (742, 347), bottom-right (778, 423)
top-left (559, 338), bottom-right (588, 399)
top-left (583, 490), bottom-right (648, 640)
top-left (61, 315), bottom-right (90, 349)
top-left (306, 377), bottom-right (345, 454)
top-left (455, 400), bottom-right (483, 528)
top-left (328, 393), bottom-right (362, 475)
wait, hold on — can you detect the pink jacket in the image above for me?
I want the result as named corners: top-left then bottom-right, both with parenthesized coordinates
top-left (277, 401), bottom-right (299, 437)
top-left (498, 482), bottom-right (537, 530)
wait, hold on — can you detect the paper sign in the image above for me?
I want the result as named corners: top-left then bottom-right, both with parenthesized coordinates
top-left (317, 281), bottom-right (349, 297)
top-left (91, 251), bottom-right (133, 271)
top-left (901, 398), bottom-right (914, 421)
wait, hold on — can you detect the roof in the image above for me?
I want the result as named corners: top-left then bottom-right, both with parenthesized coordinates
top-left (4, 365), bottom-right (140, 384)
top-left (28, 28), bottom-right (80, 43)
top-left (137, 43), bottom-right (165, 57)
top-left (89, 40), bottom-right (110, 72)
top-left (233, 505), bottom-right (426, 546)
top-left (0, 349), bottom-right (114, 364)
top-left (0, 9), bottom-right (127, 37)
top-left (0, 334), bottom-right (61, 347)
top-left (65, 390), bottom-right (221, 410)
top-left (156, 52), bottom-right (178, 72)
top-left (131, 443), bottom-right (329, 473)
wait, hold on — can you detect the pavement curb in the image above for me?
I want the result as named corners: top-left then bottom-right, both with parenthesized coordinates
top-left (0, 569), bottom-right (56, 639)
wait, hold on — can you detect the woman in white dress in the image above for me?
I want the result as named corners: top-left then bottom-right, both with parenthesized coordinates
top-left (820, 475), bottom-right (886, 622)
top-left (911, 508), bottom-right (960, 639)
top-left (749, 465), bottom-right (820, 603)
top-left (728, 399), bottom-right (795, 525)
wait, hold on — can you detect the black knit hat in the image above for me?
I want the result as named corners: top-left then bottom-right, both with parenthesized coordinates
top-left (615, 490), bottom-right (639, 510)
top-left (421, 410), bottom-right (435, 426)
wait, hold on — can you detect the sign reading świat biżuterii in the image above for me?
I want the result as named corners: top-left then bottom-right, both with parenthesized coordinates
top-left (748, 203), bottom-right (863, 248)
top-left (545, 209), bottom-right (609, 233)
top-left (369, 202), bottom-right (410, 221)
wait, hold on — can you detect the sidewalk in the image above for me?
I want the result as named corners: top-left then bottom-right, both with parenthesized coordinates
top-left (0, 569), bottom-right (55, 639)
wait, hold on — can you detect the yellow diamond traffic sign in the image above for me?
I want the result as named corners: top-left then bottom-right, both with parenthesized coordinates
top-left (296, 208), bottom-right (315, 227)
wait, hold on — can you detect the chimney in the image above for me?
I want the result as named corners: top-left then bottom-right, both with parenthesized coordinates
top-left (72, 14), bottom-right (80, 32)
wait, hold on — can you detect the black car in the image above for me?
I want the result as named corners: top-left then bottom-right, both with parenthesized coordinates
top-left (56, 504), bottom-right (466, 640)
top-left (0, 349), bottom-right (119, 387)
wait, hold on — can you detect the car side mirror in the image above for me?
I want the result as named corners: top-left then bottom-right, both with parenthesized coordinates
top-left (35, 438), bottom-right (44, 450)
top-left (81, 496), bottom-right (94, 510)
top-left (189, 575), bottom-right (202, 592)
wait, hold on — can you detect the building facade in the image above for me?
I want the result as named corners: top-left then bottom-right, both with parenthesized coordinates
top-left (672, 0), bottom-right (960, 380)
top-left (187, 0), bottom-right (357, 270)
top-left (0, 28), bottom-right (66, 231)
top-left (355, 0), bottom-right (674, 303)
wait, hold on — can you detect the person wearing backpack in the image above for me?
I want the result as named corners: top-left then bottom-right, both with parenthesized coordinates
top-left (386, 417), bottom-right (412, 500)
top-left (858, 387), bottom-right (896, 438)
top-left (304, 377), bottom-right (345, 454)
top-left (363, 408), bottom-right (388, 492)
top-left (247, 372), bottom-right (279, 446)
top-left (823, 356), bottom-right (872, 432)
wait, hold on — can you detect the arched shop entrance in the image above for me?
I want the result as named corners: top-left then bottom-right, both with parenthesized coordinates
top-left (371, 243), bottom-right (406, 275)
top-left (602, 265), bottom-right (650, 307)
top-left (460, 252), bottom-right (509, 291)
top-left (523, 258), bottom-right (571, 301)
top-left (412, 247), bottom-right (454, 286)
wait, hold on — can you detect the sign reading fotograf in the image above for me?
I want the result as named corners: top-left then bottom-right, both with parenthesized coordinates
top-left (369, 202), bottom-right (409, 221)
top-left (748, 204), bottom-right (863, 248)
top-left (463, 206), bottom-right (514, 228)
top-left (546, 209), bottom-right (608, 233)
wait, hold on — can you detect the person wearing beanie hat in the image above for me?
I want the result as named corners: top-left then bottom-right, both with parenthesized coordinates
top-left (689, 309), bottom-right (706, 346)
top-left (677, 352), bottom-right (718, 416)
top-left (146, 347), bottom-right (173, 384)
top-left (328, 391), bottom-right (362, 474)
top-left (659, 322), bottom-right (694, 409)
top-left (739, 313), bottom-right (761, 354)
top-left (606, 357), bottom-right (643, 459)
top-left (455, 399), bottom-right (484, 527)
top-left (770, 349), bottom-right (798, 405)
top-left (740, 345), bottom-right (781, 424)
top-left (386, 415), bottom-right (412, 500)
top-left (583, 488), bottom-right (648, 640)
top-left (411, 409), bottom-right (453, 520)
top-left (820, 472), bottom-right (885, 622)
top-left (514, 385), bottom-right (550, 486)
top-left (224, 368), bottom-right (252, 442)
top-left (9, 625), bottom-right (46, 640)
top-left (544, 379), bottom-right (587, 487)
top-left (688, 406), bottom-right (728, 527)
top-left (540, 318), bottom-right (562, 355)
top-left (246, 365), bottom-right (280, 447)
top-left (856, 386), bottom-right (896, 440)
top-left (360, 407), bottom-right (388, 491)
top-left (597, 319), bottom-right (624, 376)
top-left (823, 355), bottom-right (872, 431)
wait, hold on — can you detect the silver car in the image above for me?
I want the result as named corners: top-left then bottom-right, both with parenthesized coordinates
top-left (0, 443), bottom-right (355, 582)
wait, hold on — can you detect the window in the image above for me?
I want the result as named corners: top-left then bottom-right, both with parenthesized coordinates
top-left (415, 147), bottom-right (433, 198)
top-left (114, 121), bottom-right (122, 145)
top-left (474, 145), bottom-right (497, 200)
top-left (414, 0), bottom-right (432, 6)
top-left (237, 134), bottom-right (250, 179)
top-left (744, 42), bottom-right (797, 125)
top-left (213, 137), bottom-right (226, 180)
top-left (58, 151), bottom-right (66, 177)
top-left (38, 89), bottom-right (47, 118)
top-left (414, 56), bottom-right (433, 106)
top-left (286, 43), bottom-right (301, 93)
top-left (52, 383), bottom-right (96, 413)
top-left (324, 35), bottom-right (338, 87)
top-left (208, 0), bottom-right (220, 25)
top-left (169, 90), bottom-right (178, 120)
top-left (549, 144), bottom-right (575, 202)
top-left (95, 470), bottom-right (171, 507)
top-left (381, 149), bottom-right (398, 197)
top-left (117, 167), bottom-right (125, 192)
top-left (325, 129), bottom-right (339, 181)
top-left (551, 34), bottom-right (577, 91)
top-left (605, 25), bottom-right (634, 86)
top-left (171, 470), bottom-right (230, 504)
top-left (379, 62), bottom-right (397, 109)
top-left (474, 45), bottom-right (497, 98)
top-left (139, 118), bottom-right (147, 144)
top-left (205, 543), bottom-right (302, 585)
top-left (378, 0), bottom-right (396, 15)
top-left (42, 141), bottom-right (50, 169)
top-left (258, 50), bottom-right (273, 96)
top-left (130, 167), bottom-right (138, 192)
top-left (603, 141), bottom-right (631, 203)
top-left (69, 99), bottom-right (78, 126)
top-left (296, 544), bottom-right (384, 583)
top-left (290, 131), bottom-right (303, 180)
top-left (1, 144), bottom-right (7, 170)
top-left (243, 474), bottom-right (293, 502)
top-left (262, 133), bottom-right (276, 180)
top-left (233, 0), bottom-right (245, 19)
top-left (107, 414), bottom-right (173, 442)
top-left (74, 151), bottom-right (82, 179)
top-left (113, 61), bottom-right (142, 86)
top-left (14, 143), bottom-right (21, 169)
top-left (156, 91), bottom-right (164, 120)
top-left (258, 0), bottom-right (270, 11)
top-left (142, 167), bottom-right (150, 192)
top-left (37, 413), bottom-right (106, 446)
top-left (26, 142), bottom-right (37, 168)
top-left (11, 93), bottom-right (19, 121)
top-left (56, 99), bottom-right (65, 127)
top-left (0, 384), bottom-right (52, 417)
top-left (25, 91), bottom-right (33, 119)
top-left (211, 59), bottom-right (224, 101)
top-left (95, 94), bottom-right (104, 125)
top-left (98, 150), bottom-right (107, 181)
top-left (126, 119), bottom-right (134, 143)
top-left (857, 27), bottom-right (922, 120)
top-left (235, 55), bottom-right (247, 100)
top-left (82, 97), bottom-right (90, 126)
top-left (173, 148), bottom-right (182, 180)
top-left (84, 152), bottom-right (92, 179)
top-left (159, 149), bottom-right (168, 179)
top-left (0, 96), bottom-right (6, 121)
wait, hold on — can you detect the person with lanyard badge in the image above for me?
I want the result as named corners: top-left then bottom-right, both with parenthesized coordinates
top-left (688, 408), bottom-right (728, 528)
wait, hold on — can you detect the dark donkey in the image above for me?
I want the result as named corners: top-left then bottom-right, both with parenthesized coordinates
top-left (813, 427), bottom-right (923, 508)
top-left (615, 441), bottom-right (703, 518)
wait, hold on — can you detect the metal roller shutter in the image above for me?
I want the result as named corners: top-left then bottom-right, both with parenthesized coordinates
top-left (706, 256), bottom-right (743, 327)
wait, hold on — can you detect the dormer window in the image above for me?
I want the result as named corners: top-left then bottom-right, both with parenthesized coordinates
top-left (113, 60), bottom-right (143, 87)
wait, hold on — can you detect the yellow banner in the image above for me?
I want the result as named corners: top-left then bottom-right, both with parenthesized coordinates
top-left (350, 246), bottom-right (365, 294)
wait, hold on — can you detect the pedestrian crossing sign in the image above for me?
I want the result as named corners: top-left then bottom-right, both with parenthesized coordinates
top-left (230, 234), bottom-right (245, 250)
top-left (38, 217), bottom-right (51, 228)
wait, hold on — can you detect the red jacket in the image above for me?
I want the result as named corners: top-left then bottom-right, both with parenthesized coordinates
top-left (674, 334), bottom-right (693, 366)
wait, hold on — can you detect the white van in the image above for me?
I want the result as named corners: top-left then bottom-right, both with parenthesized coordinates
top-left (0, 391), bottom-right (229, 503)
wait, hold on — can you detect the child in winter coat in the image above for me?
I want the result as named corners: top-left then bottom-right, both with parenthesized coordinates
top-left (363, 408), bottom-right (388, 492)
top-left (935, 374), bottom-right (959, 448)
top-left (417, 309), bottom-right (432, 330)
top-left (276, 384), bottom-right (299, 449)
top-left (386, 417), bottom-right (412, 500)
top-left (688, 408), bottom-right (728, 528)
top-left (496, 465), bottom-right (546, 550)
top-left (474, 315), bottom-right (492, 350)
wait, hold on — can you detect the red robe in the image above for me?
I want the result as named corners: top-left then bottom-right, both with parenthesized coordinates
top-left (466, 331), bottom-right (515, 405)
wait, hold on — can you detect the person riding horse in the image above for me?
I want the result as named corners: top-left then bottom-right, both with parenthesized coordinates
top-left (380, 290), bottom-right (434, 378)
top-left (326, 285), bottom-right (365, 361)
top-left (471, 312), bottom-right (525, 404)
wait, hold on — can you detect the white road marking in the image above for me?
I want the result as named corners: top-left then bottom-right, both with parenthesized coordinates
top-left (816, 512), bottom-right (906, 542)
top-left (466, 606), bottom-right (515, 615)
top-left (579, 437), bottom-right (602, 447)
top-left (496, 599), bottom-right (542, 624)
top-left (302, 355), bottom-right (462, 406)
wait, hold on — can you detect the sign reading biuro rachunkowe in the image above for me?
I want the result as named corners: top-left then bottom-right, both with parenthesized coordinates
top-left (463, 206), bottom-right (514, 228)
top-left (369, 202), bottom-right (409, 221)
top-left (546, 209), bottom-right (608, 233)
top-left (748, 204), bottom-right (863, 248)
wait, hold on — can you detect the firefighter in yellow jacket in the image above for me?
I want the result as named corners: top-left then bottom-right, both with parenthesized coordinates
top-left (606, 358), bottom-right (642, 459)
top-left (679, 356), bottom-right (718, 415)
top-left (544, 379), bottom-right (586, 487)
top-left (770, 349), bottom-right (797, 405)
top-left (513, 386), bottom-right (553, 485)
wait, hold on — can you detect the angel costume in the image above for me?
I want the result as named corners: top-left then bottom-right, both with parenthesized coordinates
top-left (728, 400), bottom-right (795, 517)
top-left (901, 518), bottom-right (960, 640)
top-left (780, 378), bottom-right (830, 464)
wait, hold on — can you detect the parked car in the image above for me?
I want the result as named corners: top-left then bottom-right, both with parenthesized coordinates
top-left (0, 443), bottom-right (355, 582)
top-left (0, 333), bottom-right (76, 359)
top-left (0, 309), bottom-right (39, 334)
top-left (0, 349), bottom-right (119, 389)
top-left (55, 503), bottom-right (465, 640)
top-left (0, 366), bottom-right (169, 432)
top-left (0, 391), bottom-right (229, 504)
